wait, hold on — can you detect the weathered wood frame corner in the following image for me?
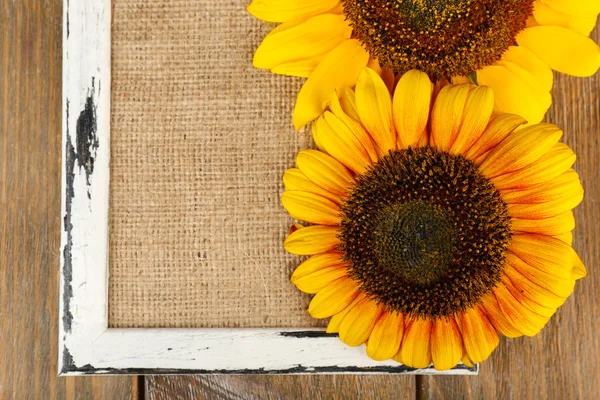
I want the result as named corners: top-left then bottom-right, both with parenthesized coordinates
top-left (59, 0), bottom-right (478, 376)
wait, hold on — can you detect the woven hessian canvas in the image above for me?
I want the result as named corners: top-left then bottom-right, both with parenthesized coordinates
top-left (109, 0), bottom-right (325, 328)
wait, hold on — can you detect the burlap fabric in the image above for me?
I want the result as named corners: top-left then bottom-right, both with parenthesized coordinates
top-left (109, 0), bottom-right (325, 328)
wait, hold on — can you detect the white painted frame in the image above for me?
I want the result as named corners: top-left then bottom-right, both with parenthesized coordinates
top-left (59, 0), bottom-right (478, 376)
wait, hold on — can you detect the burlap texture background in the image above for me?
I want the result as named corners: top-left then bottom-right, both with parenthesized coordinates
top-left (109, 0), bottom-right (325, 328)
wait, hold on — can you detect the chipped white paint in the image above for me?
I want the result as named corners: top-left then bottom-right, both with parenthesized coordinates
top-left (59, 0), bottom-right (477, 376)
top-left (60, 0), bottom-right (112, 375)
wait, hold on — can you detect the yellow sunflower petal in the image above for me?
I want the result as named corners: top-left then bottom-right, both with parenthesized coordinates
top-left (292, 265), bottom-right (349, 294)
top-left (366, 58), bottom-right (395, 91)
top-left (282, 191), bottom-right (341, 225)
top-left (339, 87), bottom-right (361, 121)
top-left (308, 277), bottom-right (359, 319)
top-left (495, 58), bottom-right (554, 103)
top-left (533, 2), bottom-right (599, 36)
top-left (291, 252), bottom-right (344, 280)
top-left (323, 111), bottom-right (372, 160)
top-left (366, 311), bottom-right (405, 361)
top-left (572, 253), bottom-right (587, 279)
top-left (392, 349), bottom-right (407, 365)
top-left (253, 14), bottom-right (352, 75)
top-left (430, 317), bottom-right (463, 371)
top-left (355, 68), bottom-right (397, 153)
top-left (501, 275), bottom-right (557, 317)
top-left (476, 63), bottom-right (551, 124)
top-left (271, 60), bottom-right (317, 78)
top-left (507, 187), bottom-right (583, 219)
top-left (511, 211), bottom-right (575, 236)
top-left (283, 168), bottom-right (342, 205)
top-left (314, 113), bottom-right (372, 174)
top-left (463, 113), bottom-right (527, 161)
top-left (461, 352), bottom-right (475, 367)
top-left (554, 232), bottom-right (573, 245)
top-left (457, 318), bottom-right (476, 368)
top-left (517, 26), bottom-right (600, 77)
top-left (312, 116), bottom-right (327, 151)
top-left (432, 79), bottom-right (451, 100)
top-left (380, 69), bottom-right (396, 94)
top-left (296, 149), bottom-right (355, 196)
top-left (500, 45), bottom-right (554, 92)
top-left (504, 263), bottom-right (568, 309)
top-left (450, 75), bottom-right (474, 85)
top-left (540, 0), bottom-right (600, 18)
top-left (326, 292), bottom-right (367, 333)
top-left (293, 39), bottom-right (369, 130)
top-left (449, 86), bottom-right (495, 155)
top-left (338, 297), bottom-right (382, 346)
top-left (430, 84), bottom-right (471, 151)
top-left (492, 142), bottom-right (576, 190)
top-left (265, 14), bottom-right (310, 36)
top-left (260, 11), bottom-right (344, 78)
top-left (247, 0), bottom-right (340, 23)
top-left (507, 252), bottom-right (576, 298)
top-left (367, 57), bottom-right (383, 75)
top-left (478, 123), bottom-right (562, 178)
top-left (399, 318), bottom-right (433, 368)
top-left (330, 92), bottom-right (380, 162)
top-left (480, 292), bottom-right (524, 338)
top-left (509, 234), bottom-right (578, 281)
top-left (284, 225), bottom-right (340, 255)
top-left (327, 3), bottom-right (345, 14)
top-left (493, 282), bottom-right (551, 337)
top-left (460, 306), bottom-right (499, 363)
top-left (392, 70), bottom-right (433, 149)
top-left (501, 169), bottom-right (582, 204)
top-left (451, 75), bottom-right (472, 84)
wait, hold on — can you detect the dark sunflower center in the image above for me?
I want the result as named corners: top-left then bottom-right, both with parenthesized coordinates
top-left (338, 147), bottom-right (511, 318)
top-left (342, 0), bottom-right (535, 78)
top-left (373, 201), bottom-right (457, 285)
top-left (399, 0), bottom-right (471, 30)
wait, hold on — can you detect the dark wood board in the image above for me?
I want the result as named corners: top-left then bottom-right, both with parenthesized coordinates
top-left (0, 1), bottom-right (137, 398)
top-left (146, 375), bottom-right (416, 400)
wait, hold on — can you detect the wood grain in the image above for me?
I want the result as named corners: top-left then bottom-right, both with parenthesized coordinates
top-left (146, 375), bottom-right (416, 400)
top-left (420, 25), bottom-right (600, 400)
top-left (0, 1), bottom-right (136, 398)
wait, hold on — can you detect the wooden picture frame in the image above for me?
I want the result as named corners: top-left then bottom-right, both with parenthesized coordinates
top-left (59, 0), bottom-right (478, 376)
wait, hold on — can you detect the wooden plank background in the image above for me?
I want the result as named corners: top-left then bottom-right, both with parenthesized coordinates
top-left (1, 0), bottom-right (598, 398)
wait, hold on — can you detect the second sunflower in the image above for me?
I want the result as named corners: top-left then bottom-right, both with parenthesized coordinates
top-left (282, 68), bottom-right (586, 370)
top-left (249, 0), bottom-right (600, 128)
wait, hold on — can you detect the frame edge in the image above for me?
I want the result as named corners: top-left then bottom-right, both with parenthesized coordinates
top-left (59, 0), bottom-right (112, 375)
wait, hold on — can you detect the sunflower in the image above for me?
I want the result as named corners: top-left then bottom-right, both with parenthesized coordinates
top-left (281, 68), bottom-right (586, 370)
top-left (248, 0), bottom-right (600, 129)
